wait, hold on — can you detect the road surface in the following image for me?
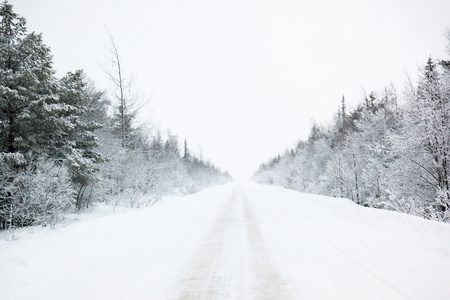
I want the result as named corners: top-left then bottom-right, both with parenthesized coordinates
top-left (1, 183), bottom-right (450, 299)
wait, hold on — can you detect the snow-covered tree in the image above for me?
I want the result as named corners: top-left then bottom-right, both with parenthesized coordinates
top-left (57, 70), bottom-right (106, 209)
top-left (252, 54), bottom-right (450, 223)
top-left (0, 1), bottom-right (58, 157)
top-left (390, 57), bottom-right (450, 220)
top-left (0, 2), bottom-right (68, 227)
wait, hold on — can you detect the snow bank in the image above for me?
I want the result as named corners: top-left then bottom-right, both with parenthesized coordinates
top-left (245, 183), bottom-right (450, 299)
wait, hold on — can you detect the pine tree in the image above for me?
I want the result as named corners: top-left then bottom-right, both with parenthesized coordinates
top-left (0, 2), bottom-right (108, 224)
top-left (0, 1), bottom-right (61, 227)
top-left (57, 70), bottom-right (105, 209)
top-left (183, 139), bottom-right (191, 162)
top-left (0, 1), bottom-right (58, 158)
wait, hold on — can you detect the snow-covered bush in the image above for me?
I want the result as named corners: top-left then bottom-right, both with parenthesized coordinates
top-left (0, 155), bottom-right (74, 228)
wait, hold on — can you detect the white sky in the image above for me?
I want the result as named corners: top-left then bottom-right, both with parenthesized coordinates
top-left (13, 0), bottom-right (450, 181)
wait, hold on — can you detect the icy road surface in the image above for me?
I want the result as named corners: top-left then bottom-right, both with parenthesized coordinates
top-left (1, 183), bottom-right (450, 299)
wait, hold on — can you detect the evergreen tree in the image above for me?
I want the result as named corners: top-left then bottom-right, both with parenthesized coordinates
top-left (0, 1), bottom-right (62, 227)
top-left (0, 1), bottom-right (58, 158)
top-left (0, 2), bottom-right (106, 224)
top-left (183, 139), bottom-right (191, 162)
top-left (57, 70), bottom-right (105, 209)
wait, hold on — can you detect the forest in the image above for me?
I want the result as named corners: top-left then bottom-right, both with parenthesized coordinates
top-left (0, 2), bottom-right (232, 229)
top-left (253, 35), bottom-right (450, 222)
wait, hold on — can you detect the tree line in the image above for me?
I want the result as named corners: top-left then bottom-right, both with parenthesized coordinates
top-left (253, 33), bottom-right (450, 223)
top-left (0, 2), bottom-right (231, 229)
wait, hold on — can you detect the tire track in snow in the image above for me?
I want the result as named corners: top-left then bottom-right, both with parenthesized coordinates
top-left (241, 189), bottom-right (291, 299)
top-left (172, 186), bottom-right (290, 299)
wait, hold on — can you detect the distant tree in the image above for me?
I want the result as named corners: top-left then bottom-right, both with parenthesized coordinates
top-left (183, 139), bottom-right (191, 162)
top-left (164, 132), bottom-right (180, 156)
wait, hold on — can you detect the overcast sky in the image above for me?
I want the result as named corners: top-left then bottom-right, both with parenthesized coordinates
top-left (13, 0), bottom-right (450, 180)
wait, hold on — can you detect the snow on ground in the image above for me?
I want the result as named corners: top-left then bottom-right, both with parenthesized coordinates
top-left (0, 184), bottom-right (233, 300)
top-left (245, 184), bottom-right (450, 299)
top-left (1, 183), bottom-right (450, 299)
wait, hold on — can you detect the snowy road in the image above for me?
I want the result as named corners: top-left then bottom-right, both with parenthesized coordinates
top-left (1, 183), bottom-right (450, 299)
top-left (173, 186), bottom-right (288, 299)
